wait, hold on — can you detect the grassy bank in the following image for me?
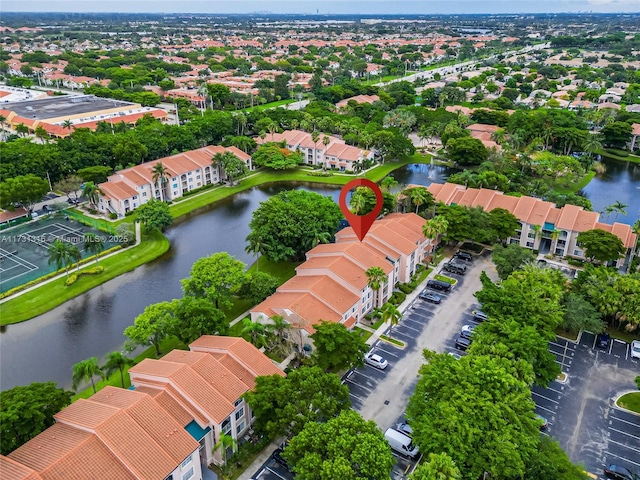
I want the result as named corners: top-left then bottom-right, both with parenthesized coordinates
top-left (552, 170), bottom-right (596, 195)
top-left (72, 337), bottom-right (186, 401)
top-left (0, 231), bottom-right (170, 325)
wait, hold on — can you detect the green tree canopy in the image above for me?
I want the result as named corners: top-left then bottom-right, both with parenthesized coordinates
top-left (409, 453), bottom-right (461, 480)
top-left (124, 301), bottom-right (175, 356)
top-left (491, 243), bottom-right (536, 280)
top-left (524, 436), bottom-right (590, 480)
top-left (407, 351), bottom-right (539, 480)
top-left (135, 199), bottom-right (173, 232)
top-left (238, 271), bottom-right (279, 305)
top-left (488, 207), bottom-right (520, 242)
top-left (0, 174), bottom-right (49, 212)
top-left (446, 136), bottom-right (489, 166)
top-left (244, 366), bottom-right (351, 437)
top-left (0, 382), bottom-right (73, 455)
top-left (600, 121), bottom-right (633, 149)
top-left (169, 296), bottom-right (228, 344)
top-left (181, 252), bottom-right (246, 309)
top-left (248, 190), bottom-right (342, 262)
top-left (561, 293), bottom-right (605, 334)
top-left (251, 143), bottom-right (302, 170)
top-left (310, 322), bottom-right (368, 372)
top-left (577, 229), bottom-right (625, 263)
top-left (282, 409), bottom-right (395, 480)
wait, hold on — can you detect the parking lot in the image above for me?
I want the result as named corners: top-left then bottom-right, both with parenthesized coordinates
top-left (252, 255), bottom-right (640, 480)
top-left (531, 330), bottom-right (640, 478)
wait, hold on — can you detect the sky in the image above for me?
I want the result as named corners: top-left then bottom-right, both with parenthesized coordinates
top-left (2, 0), bottom-right (640, 14)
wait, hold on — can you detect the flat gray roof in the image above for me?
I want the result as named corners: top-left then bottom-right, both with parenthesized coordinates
top-left (4, 95), bottom-right (135, 120)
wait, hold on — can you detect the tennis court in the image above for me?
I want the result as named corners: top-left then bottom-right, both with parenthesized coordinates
top-left (0, 216), bottom-right (120, 294)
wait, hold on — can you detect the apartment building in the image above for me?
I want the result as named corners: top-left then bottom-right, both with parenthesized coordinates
top-left (250, 213), bottom-right (431, 350)
top-left (256, 129), bottom-right (374, 172)
top-left (426, 182), bottom-right (637, 268)
top-left (98, 145), bottom-right (251, 217)
top-left (1, 336), bottom-right (283, 480)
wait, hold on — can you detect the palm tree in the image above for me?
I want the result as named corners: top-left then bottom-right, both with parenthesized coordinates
top-left (241, 318), bottom-right (267, 347)
top-left (34, 125), bottom-right (50, 144)
top-left (583, 134), bottom-right (603, 160)
top-left (0, 114), bottom-right (6, 140)
top-left (350, 189), bottom-right (369, 215)
top-left (531, 224), bottom-right (542, 247)
top-left (102, 351), bottom-right (134, 388)
top-left (310, 231), bottom-right (330, 248)
top-left (607, 201), bottom-right (628, 222)
top-left (550, 229), bottom-right (562, 255)
top-left (48, 240), bottom-right (75, 277)
top-left (267, 315), bottom-right (292, 354)
top-left (72, 357), bottom-right (105, 394)
top-left (213, 432), bottom-right (237, 466)
top-left (151, 162), bottom-right (170, 202)
top-left (62, 119), bottom-right (74, 135)
top-left (366, 266), bottom-right (386, 308)
top-left (407, 187), bottom-right (431, 214)
top-left (380, 303), bottom-right (402, 327)
top-left (82, 182), bottom-right (103, 210)
top-left (309, 130), bottom-right (319, 165)
top-left (15, 123), bottom-right (29, 137)
top-left (245, 233), bottom-right (267, 272)
top-left (322, 135), bottom-right (331, 171)
top-left (267, 121), bottom-right (278, 142)
top-left (69, 245), bottom-right (81, 272)
top-left (380, 176), bottom-right (398, 193)
top-left (423, 215), bottom-right (449, 240)
top-left (84, 233), bottom-right (105, 264)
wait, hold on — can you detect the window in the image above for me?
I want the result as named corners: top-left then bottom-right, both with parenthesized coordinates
top-left (196, 175), bottom-right (200, 180)
top-left (142, 192), bottom-right (147, 197)
top-left (236, 421), bottom-right (246, 434)
top-left (181, 466), bottom-right (194, 480)
top-left (235, 408), bottom-right (244, 421)
top-left (234, 398), bottom-right (243, 407)
top-left (172, 177), bottom-right (177, 181)
top-left (173, 191), bottom-right (178, 196)
top-left (222, 417), bottom-right (231, 435)
top-left (132, 195), bottom-right (137, 200)
top-left (181, 456), bottom-right (192, 468)
top-left (173, 183), bottom-right (178, 189)
top-left (526, 241), bottom-right (534, 248)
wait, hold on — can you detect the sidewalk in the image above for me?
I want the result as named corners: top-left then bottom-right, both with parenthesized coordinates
top-left (236, 437), bottom-right (285, 480)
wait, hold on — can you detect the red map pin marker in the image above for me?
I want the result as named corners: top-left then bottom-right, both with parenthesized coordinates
top-left (339, 178), bottom-right (384, 242)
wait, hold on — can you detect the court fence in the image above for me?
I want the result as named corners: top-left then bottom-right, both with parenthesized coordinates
top-left (64, 210), bottom-right (117, 235)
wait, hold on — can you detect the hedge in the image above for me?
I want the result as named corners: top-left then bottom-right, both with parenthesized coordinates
top-left (65, 266), bottom-right (105, 286)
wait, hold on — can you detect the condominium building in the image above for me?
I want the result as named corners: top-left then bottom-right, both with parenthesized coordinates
top-left (98, 145), bottom-right (251, 217)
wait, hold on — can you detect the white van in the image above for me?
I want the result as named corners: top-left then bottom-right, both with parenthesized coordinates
top-left (384, 428), bottom-right (420, 459)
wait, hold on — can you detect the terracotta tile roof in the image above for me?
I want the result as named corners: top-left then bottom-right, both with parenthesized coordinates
top-left (343, 316), bottom-right (357, 329)
top-left (467, 123), bottom-right (500, 134)
top-left (99, 180), bottom-right (138, 201)
top-left (144, 389), bottom-right (194, 427)
top-left (252, 291), bottom-right (342, 332)
top-left (297, 255), bottom-right (368, 290)
top-left (0, 455), bottom-right (42, 480)
top-left (306, 242), bottom-right (394, 274)
top-left (279, 275), bottom-right (359, 313)
top-left (7, 423), bottom-right (135, 480)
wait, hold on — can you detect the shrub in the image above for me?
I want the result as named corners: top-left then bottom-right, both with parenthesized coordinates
top-left (108, 212), bottom-right (118, 220)
top-left (399, 283), bottom-right (414, 294)
top-left (64, 266), bottom-right (105, 286)
top-left (124, 210), bottom-right (136, 217)
top-left (389, 291), bottom-right (406, 305)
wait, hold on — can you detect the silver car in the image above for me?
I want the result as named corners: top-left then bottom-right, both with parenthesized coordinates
top-left (365, 352), bottom-right (388, 369)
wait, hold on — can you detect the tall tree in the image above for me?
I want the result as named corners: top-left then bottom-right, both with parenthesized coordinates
top-left (282, 409), bottom-right (395, 480)
top-left (181, 252), bottom-right (246, 309)
top-left (213, 151), bottom-right (248, 185)
top-left (241, 318), bottom-right (268, 348)
top-left (81, 181), bottom-right (102, 210)
top-left (213, 432), bottom-right (237, 465)
top-left (169, 296), bottom-right (228, 344)
top-left (84, 233), bottom-right (105, 264)
top-left (577, 229), bottom-right (625, 264)
top-left (491, 243), bottom-right (536, 280)
top-left (0, 174), bottom-right (49, 212)
top-left (71, 357), bottom-right (105, 394)
top-left (366, 266), bottom-right (386, 308)
top-left (244, 366), bottom-right (351, 437)
top-left (124, 301), bottom-right (174, 356)
top-left (310, 321), bottom-right (369, 372)
top-left (102, 351), bottom-right (135, 388)
top-left (409, 453), bottom-right (461, 480)
top-left (48, 239), bottom-right (75, 277)
top-left (380, 302), bottom-right (402, 327)
top-left (151, 162), bottom-right (170, 202)
top-left (135, 198), bottom-right (173, 232)
top-left (0, 382), bottom-right (73, 455)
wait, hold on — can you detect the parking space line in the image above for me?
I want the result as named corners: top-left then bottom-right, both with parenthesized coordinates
top-left (611, 416), bottom-right (640, 428)
top-left (374, 347), bottom-right (400, 358)
top-left (609, 427), bottom-right (640, 441)
top-left (532, 391), bottom-right (559, 404)
top-left (535, 404), bottom-right (556, 414)
top-left (345, 378), bottom-right (373, 393)
top-left (607, 439), bottom-right (640, 455)
top-left (265, 466), bottom-right (288, 480)
top-left (349, 391), bottom-right (367, 402)
top-left (397, 324), bottom-right (422, 334)
top-left (605, 450), bottom-right (640, 467)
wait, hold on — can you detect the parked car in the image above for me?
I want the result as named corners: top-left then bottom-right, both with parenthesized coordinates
top-left (454, 251), bottom-right (473, 262)
top-left (365, 352), bottom-right (388, 370)
top-left (535, 414), bottom-right (548, 431)
top-left (419, 291), bottom-right (441, 304)
top-left (426, 279), bottom-right (452, 292)
top-left (472, 310), bottom-right (488, 322)
top-left (395, 422), bottom-right (413, 437)
top-left (596, 332), bottom-right (610, 350)
top-left (631, 340), bottom-right (640, 360)
top-left (67, 197), bottom-right (79, 205)
top-left (604, 464), bottom-right (639, 480)
top-left (443, 261), bottom-right (467, 275)
top-left (384, 428), bottom-right (419, 459)
top-left (271, 448), bottom-right (291, 471)
top-left (455, 336), bottom-right (472, 351)
top-left (460, 325), bottom-right (476, 339)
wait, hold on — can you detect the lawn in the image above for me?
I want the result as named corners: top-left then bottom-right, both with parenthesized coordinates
top-left (552, 170), bottom-right (596, 194)
top-left (72, 337), bottom-right (187, 401)
top-left (354, 327), bottom-right (374, 342)
top-left (1, 230), bottom-right (170, 325)
top-left (616, 392), bottom-right (640, 414)
top-left (246, 256), bottom-right (301, 283)
top-left (434, 274), bottom-right (457, 284)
